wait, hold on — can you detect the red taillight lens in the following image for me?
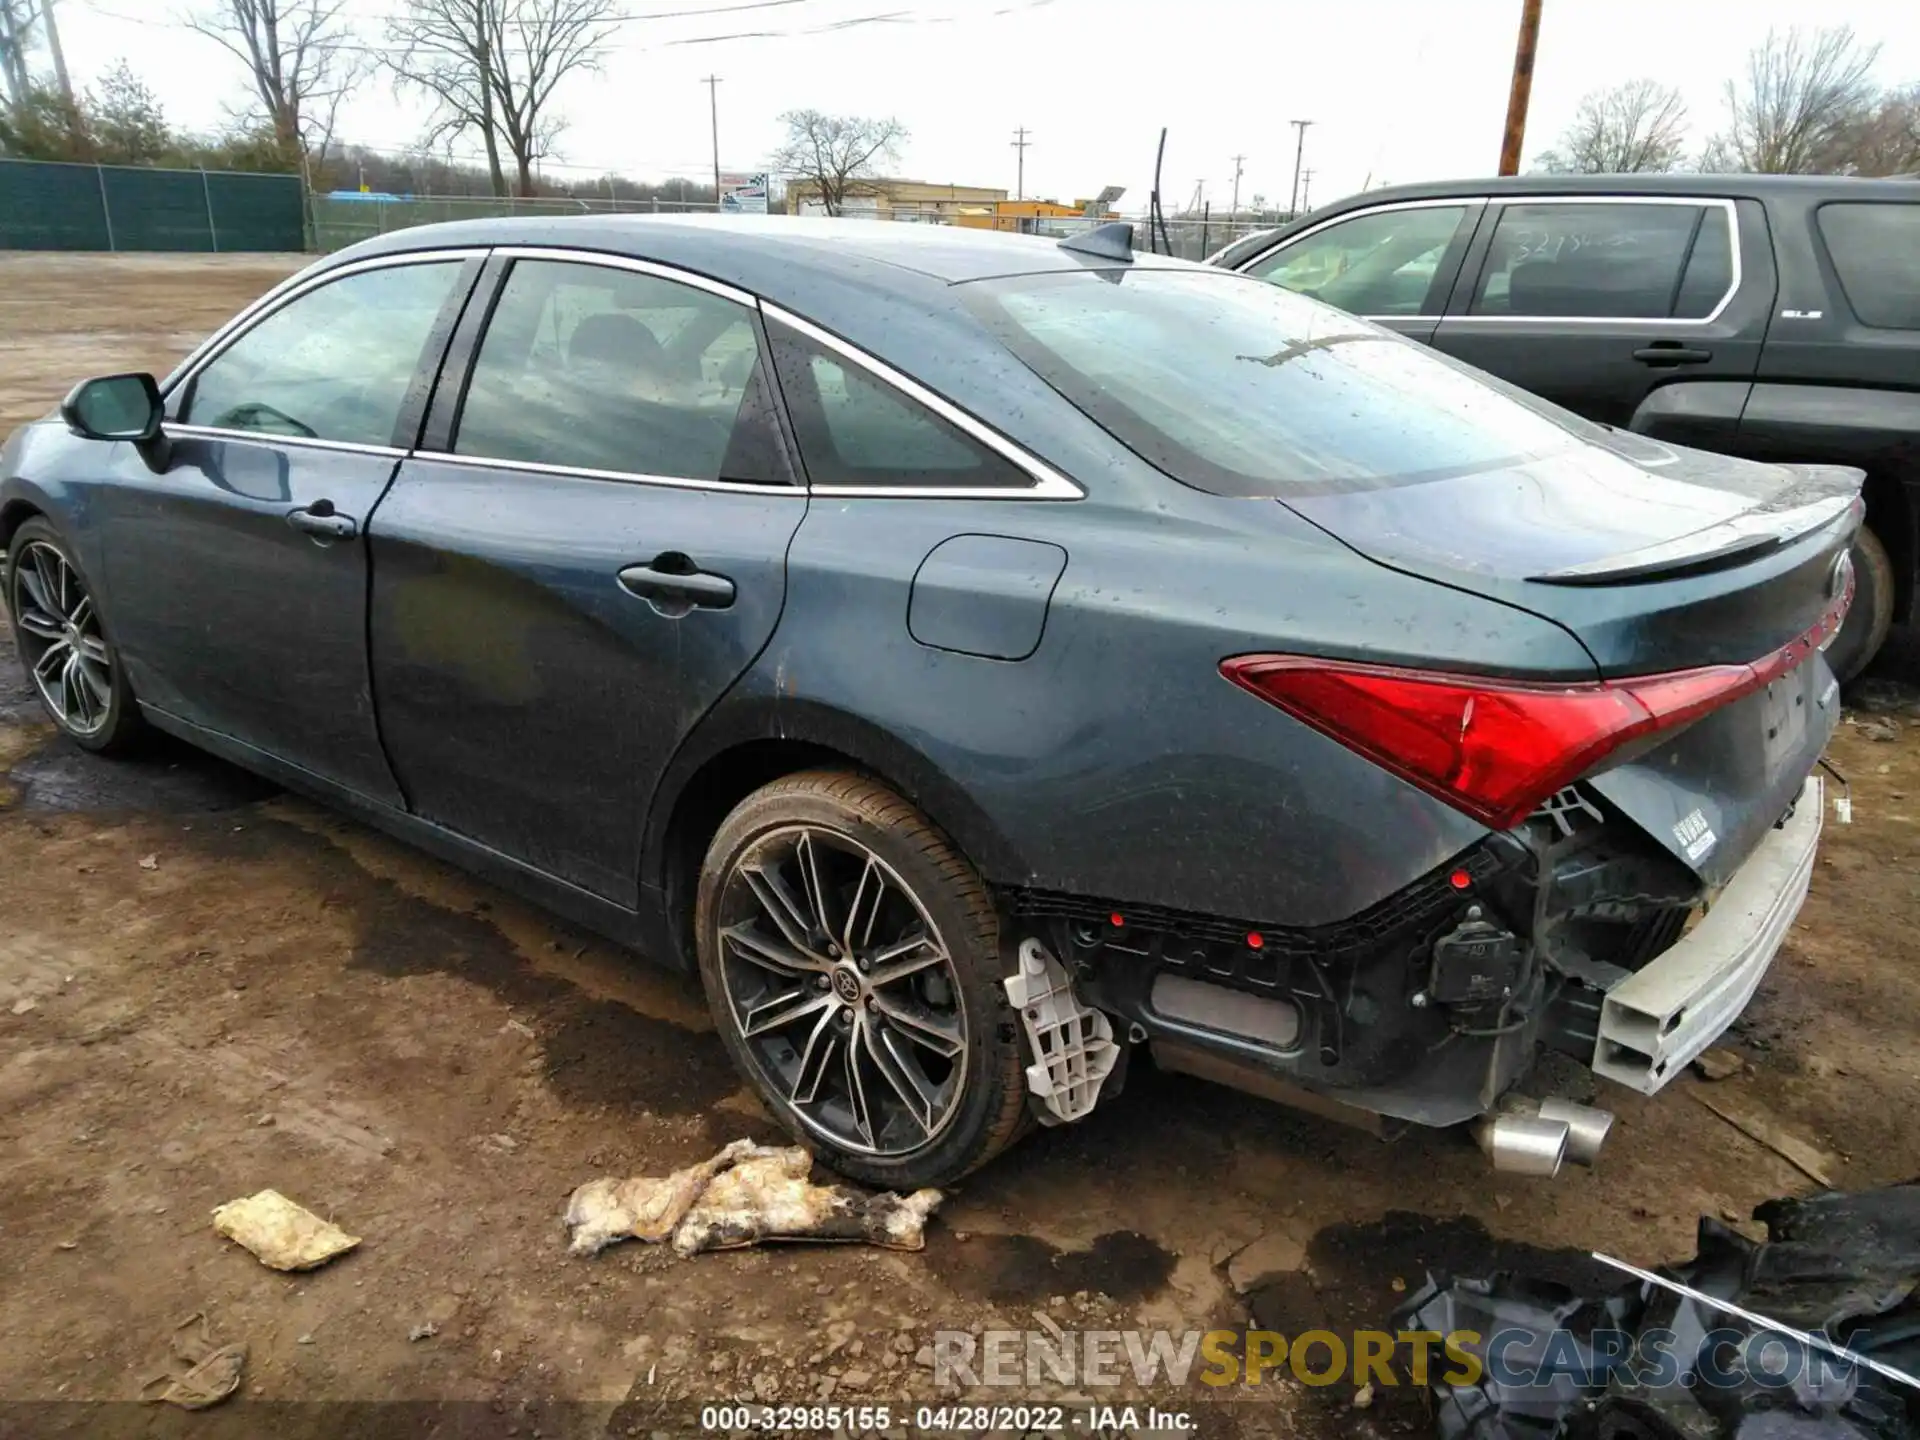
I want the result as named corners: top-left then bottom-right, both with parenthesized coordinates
top-left (1219, 656), bottom-right (1688, 830)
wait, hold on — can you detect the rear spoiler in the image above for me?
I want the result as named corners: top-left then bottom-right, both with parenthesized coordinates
top-left (1530, 478), bottom-right (1863, 587)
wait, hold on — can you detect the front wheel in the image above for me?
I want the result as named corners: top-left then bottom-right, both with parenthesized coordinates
top-left (694, 770), bottom-right (1030, 1189)
top-left (1828, 525), bottom-right (1896, 685)
top-left (6, 517), bottom-right (144, 753)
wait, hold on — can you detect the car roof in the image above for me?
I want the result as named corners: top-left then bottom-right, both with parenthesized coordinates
top-left (328, 212), bottom-right (1197, 302)
top-left (1213, 171), bottom-right (1920, 267)
top-left (1325, 172), bottom-right (1920, 205)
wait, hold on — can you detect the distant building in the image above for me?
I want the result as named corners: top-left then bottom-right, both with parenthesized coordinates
top-left (787, 177), bottom-right (1008, 222)
top-left (954, 199), bottom-right (1122, 235)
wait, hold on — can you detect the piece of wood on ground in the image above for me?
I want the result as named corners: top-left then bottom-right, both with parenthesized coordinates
top-left (1694, 1090), bottom-right (1838, 1188)
top-left (1693, 1047), bottom-right (1746, 1082)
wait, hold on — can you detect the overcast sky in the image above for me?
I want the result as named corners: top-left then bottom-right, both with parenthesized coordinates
top-left (51, 0), bottom-right (1920, 211)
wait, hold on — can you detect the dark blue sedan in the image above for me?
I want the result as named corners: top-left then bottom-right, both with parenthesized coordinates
top-left (1, 217), bottom-right (1859, 1185)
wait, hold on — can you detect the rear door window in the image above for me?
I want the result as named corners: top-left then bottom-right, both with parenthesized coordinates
top-left (1817, 203), bottom-right (1920, 329)
top-left (1244, 205), bottom-right (1473, 317)
top-left (1469, 202), bottom-right (1729, 319)
top-left (453, 258), bottom-right (789, 485)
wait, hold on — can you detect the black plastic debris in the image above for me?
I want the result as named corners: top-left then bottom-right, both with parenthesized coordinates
top-left (1396, 1183), bottom-right (1920, 1440)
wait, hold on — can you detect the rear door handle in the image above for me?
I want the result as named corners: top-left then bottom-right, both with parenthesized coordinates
top-left (1633, 344), bottom-right (1713, 366)
top-left (618, 556), bottom-right (736, 615)
top-left (286, 501), bottom-right (358, 541)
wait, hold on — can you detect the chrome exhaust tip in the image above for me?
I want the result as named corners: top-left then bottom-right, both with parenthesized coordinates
top-left (1537, 1098), bottom-right (1614, 1167)
top-left (1476, 1113), bottom-right (1571, 1177)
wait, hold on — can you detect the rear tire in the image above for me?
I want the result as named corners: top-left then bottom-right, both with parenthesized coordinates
top-left (1830, 525), bottom-right (1895, 685)
top-left (5, 517), bottom-right (144, 754)
top-left (694, 769), bottom-right (1030, 1189)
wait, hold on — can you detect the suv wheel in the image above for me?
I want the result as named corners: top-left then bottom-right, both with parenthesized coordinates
top-left (6, 518), bottom-right (144, 753)
top-left (694, 770), bottom-right (1030, 1189)
top-left (1829, 526), bottom-right (1895, 685)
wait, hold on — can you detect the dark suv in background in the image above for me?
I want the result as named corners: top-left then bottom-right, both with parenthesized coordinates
top-left (1213, 174), bottom-right (1919, 680)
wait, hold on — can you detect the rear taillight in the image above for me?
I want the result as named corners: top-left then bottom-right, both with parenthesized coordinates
top-left (1222, 569), bottom-right (1852, 832)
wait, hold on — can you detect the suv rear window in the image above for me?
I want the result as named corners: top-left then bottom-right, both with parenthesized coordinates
top-left (964, 269), bottom-right (1590, 498)
top-left (1817, 203), bottom-right (1920, 330)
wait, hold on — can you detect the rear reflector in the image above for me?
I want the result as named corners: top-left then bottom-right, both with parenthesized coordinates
top-left (1222, 575), bottom-right (1851, 832)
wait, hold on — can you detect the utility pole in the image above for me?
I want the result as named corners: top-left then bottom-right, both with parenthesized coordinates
top-left (1287, 119), bottom-right (1313, 217)
top-left (703, 75), bottom-right (722, 209)
top-left (1498, 0), bottom-right (1544, 176)
top-left (40, 0), bottom-right (69, 105)
top-left (1011, 126), bottom-right (1030, 200)
top-left (1228, 153), bottom-right (1245, 222)
top-left (1300, 167), bottom-right (1315, 212)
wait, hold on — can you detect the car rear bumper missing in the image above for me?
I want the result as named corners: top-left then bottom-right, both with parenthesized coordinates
top-left (1591, 775), bottom-right (1823, 1095)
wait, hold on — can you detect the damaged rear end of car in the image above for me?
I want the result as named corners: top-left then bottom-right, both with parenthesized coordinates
top-left (968, 265), bottom-right (1859, 1170)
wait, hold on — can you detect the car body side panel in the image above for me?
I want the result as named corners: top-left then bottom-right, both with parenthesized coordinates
top-left (751, 483), bottom-right (1597, 927)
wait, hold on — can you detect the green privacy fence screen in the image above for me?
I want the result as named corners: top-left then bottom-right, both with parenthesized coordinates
top-left (0, 159), bottom-right (306, 252)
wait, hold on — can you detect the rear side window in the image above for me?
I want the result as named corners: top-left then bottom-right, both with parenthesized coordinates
top-left (766, 321), bottom-right (1031, 490)
top-left (1470, 202), bottom-right (1731, 319)
top-left (1818, 203), bottom-right (1920, 329)
top-left (454, 258), bottom-right (789, 484)
top-left (1245, 205), bottom-right (1471, 317)
top-left (184, 260), bottom-right (464, 445)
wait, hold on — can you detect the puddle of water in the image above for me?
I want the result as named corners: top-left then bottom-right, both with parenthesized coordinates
top-left (924, 1228), bottom-right (1177, 1305)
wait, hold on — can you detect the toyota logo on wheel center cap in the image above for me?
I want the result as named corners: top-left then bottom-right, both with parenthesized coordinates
top-left (831, 969), bottom-right (862, 1003)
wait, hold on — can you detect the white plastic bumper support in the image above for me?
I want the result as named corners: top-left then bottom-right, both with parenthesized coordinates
top-left (1592, 776), bottom-right (1823, 1095)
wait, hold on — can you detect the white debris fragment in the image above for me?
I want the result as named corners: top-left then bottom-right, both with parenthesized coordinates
top-left (564, 1140), bottom-right (941, 1259)
top-left (138, 854), bottom-right (158, 870)
top-left (210, 1189), bottom-right (359, 1272)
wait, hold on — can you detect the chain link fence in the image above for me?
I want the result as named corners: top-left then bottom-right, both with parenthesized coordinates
top-left (309, 191), bottom-right (1287, 261)
top-left (0, 159), bottom-right (305, 252)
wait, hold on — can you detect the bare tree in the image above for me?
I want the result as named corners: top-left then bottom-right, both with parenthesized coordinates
top-left (185, 0), bottom-right (363, 171)
top-left (386, 0), bottom-right (619, 198)
top-left (772, 109), bottom-right (906, 215)
top-left (0, 0), bottom-right (41, 117)
top-left (1826, 83), bottom-right (1920, 176)
top-left (1707, 25), bottom-right (1882, 173)
top-left (1535, 79), bottom-right (1688, 173)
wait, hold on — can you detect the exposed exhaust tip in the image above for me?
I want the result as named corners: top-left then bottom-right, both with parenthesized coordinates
top-left (1477, 1114), bottom-right (1571, 1177)
top-left (1537, 1098), bottom-right (1614, 1167)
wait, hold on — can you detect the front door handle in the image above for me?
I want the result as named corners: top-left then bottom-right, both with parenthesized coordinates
top-left (1633, 344), bottom-right (1713, 366)
top-left (618, 556), bottom-right (736, 616)
top-left (286, 500), bottom-right (358, 541)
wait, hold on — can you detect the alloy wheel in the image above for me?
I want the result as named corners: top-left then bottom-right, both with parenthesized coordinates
top-left (11, 539), bottom-right (113, 737)
top-left (715, 825), bottom-right (969, 1156)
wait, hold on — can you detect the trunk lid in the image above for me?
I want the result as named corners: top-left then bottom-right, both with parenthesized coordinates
top-left (1278, 428), bottom-right (1863, 677)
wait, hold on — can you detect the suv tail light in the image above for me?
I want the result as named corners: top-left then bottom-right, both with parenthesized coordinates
top-left (1221, 577), bottom-right (1850, 831)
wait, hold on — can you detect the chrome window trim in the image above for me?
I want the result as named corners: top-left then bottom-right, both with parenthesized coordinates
top-left (488, 245), bottom-right (757, 307)
top-left (165, 423), bottom-right (406, 459)
top-left (1230, 196), bottom-right (1484, 278)
top-left (1445, 194), bottom-right (1743, 327)
top-left (759, 302), bottom-right (1084, 500)
top-left (416, 449), bottom-right (807, 497)
top-left (1237, 194), bottom-right (1744, 328)
top-left (165, 247), bottom-right (492, 402)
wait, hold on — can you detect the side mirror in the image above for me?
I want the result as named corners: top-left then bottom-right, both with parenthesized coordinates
top-left (60, 373), bottom-right (169, 471)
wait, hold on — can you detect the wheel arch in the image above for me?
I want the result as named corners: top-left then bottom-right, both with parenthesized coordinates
top-left (637, 696), bottom-right (1031, 972)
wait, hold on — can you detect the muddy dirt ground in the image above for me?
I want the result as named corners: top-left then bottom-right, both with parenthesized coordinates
top-left (3, 254), bottom-right (1920, 1439)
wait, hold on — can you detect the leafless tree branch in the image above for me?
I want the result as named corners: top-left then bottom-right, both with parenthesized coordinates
top-left (1707, 25), bottom-right (1881, 173)
top-left (771, 108), bottom-right (906, 216)
top-left (1535, 79), bottom-right (1688, 174)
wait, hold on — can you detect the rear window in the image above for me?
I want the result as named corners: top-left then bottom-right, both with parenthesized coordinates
top-left (963, 269), bottom-right (1591, 497)
top-left (1817, 202), bottom-right (1920, 330)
